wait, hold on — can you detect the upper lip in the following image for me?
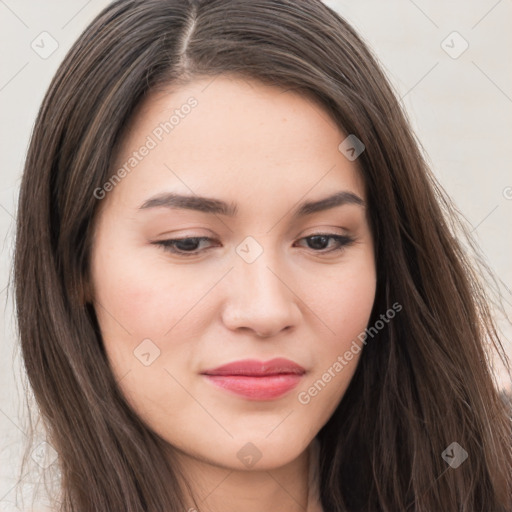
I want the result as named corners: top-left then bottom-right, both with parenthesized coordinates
top-left (201, 358), bottom-right (306, 376)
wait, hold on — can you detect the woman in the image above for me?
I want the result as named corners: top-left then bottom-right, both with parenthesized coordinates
top-left (14, 0), bottom-right (512, 510)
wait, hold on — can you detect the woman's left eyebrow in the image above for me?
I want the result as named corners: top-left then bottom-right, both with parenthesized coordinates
top-left (137, 190), bottom-right (364, 217)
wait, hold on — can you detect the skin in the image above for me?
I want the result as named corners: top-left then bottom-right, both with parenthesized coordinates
top-left (90, 75), bottom-right (376, 511)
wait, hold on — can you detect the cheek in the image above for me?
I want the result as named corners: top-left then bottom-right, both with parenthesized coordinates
top-left (90, 234), bottom-right (188, 381)
top-left (91, 236), bottom-right (214, 341)
top-left (295, 252), bottom-right (376, 415)
top-left (90, 234), bottom-right (227, 405)
top-left (305, 251), bottom-right (376, 348)
top-left (90, 241), bottom-right (207, 426)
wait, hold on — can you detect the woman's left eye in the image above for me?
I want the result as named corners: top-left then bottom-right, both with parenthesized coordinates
top-left (294, 234), bottom-right (354, 252)
top-left (153, 233), bottom-right (354, 257)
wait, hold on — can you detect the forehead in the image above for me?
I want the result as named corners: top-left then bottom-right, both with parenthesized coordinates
top-left (106, 75), bottom-right (365, 211)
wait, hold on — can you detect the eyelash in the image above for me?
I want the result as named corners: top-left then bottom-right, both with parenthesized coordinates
top-left (152, 233), bottom-right (355, 257)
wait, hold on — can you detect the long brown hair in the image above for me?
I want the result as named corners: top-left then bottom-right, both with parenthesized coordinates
top-left (14, 0), bottom-right (512, 510)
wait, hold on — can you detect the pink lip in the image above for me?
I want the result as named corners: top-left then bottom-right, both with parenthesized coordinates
top-left (201, 358), bottom-right (305, 400)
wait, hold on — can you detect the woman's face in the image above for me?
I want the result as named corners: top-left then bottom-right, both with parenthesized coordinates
top-left (90, 75), bottom-right (376, 470)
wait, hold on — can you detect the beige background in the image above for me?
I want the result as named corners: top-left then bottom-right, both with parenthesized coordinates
top-left (1, 0), bottom-right (511, 509)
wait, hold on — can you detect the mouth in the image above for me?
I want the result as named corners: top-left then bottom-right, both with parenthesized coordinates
top-left (201, 358), bottom-right (306, 401)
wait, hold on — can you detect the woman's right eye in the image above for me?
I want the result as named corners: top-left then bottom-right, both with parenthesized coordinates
top-left (152, 237), bottom-right (216, 256)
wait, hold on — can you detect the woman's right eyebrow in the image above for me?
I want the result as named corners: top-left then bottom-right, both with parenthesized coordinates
top-left (137, 190), bottom-right (365, 217)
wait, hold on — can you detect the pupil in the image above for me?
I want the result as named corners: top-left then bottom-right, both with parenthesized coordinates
top-left (177, 238), bottom-right (199, 251)
top-left (309, 235), bottom-right (328, 250)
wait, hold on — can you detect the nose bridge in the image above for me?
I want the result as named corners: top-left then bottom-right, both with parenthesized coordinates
top-left (221, 240), bottom-right (300, 335)
top-left (237, 242), bottom-right (289, 304)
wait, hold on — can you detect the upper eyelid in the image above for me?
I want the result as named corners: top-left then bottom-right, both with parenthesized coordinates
top-left (156, 232), bottom-right (349, 243)
top-left (154, 225), bottom-right (351, 240)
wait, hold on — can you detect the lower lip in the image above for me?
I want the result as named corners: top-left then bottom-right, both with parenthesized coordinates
top-left (203, 374), bottom-right (302, 400)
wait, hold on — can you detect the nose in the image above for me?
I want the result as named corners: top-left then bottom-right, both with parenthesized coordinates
top-left (221, 254), bottom-right (302, 338)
